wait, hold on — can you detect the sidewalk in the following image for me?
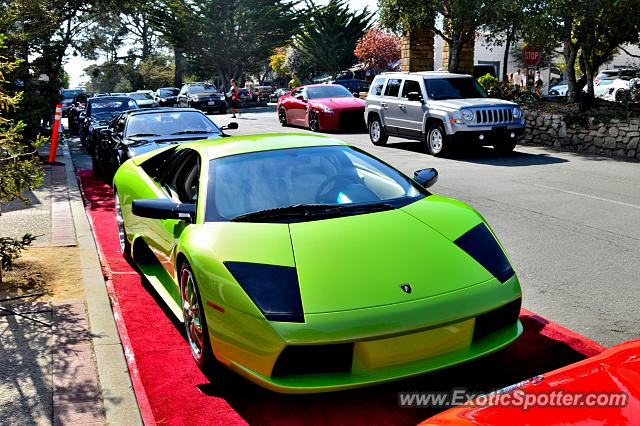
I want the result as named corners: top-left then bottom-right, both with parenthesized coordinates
top-left (0, 138), bottom-right (141, 425)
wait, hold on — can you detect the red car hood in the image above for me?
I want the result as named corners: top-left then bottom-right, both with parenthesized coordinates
top-left (311, 97), bottom-right (365, 110)
top-left (421, 339), bottom-right (640, 425)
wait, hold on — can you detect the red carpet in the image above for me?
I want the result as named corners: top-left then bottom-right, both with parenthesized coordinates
top-left (77, 169), bottom-right (605, 426)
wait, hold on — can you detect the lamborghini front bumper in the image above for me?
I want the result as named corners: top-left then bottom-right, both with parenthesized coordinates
top-left (204, 274), bottom-right (523, 393)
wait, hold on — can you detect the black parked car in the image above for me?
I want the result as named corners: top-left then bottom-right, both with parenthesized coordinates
top-left (92, 108), bottom-right (238, 179)
top-left (333, 79), bottom-right (370, 98)
top-left (79, 96), bottom-right (139, 153)
top-left (155, 87), bottom-right (180, 107)
top-left (177, 82), bottom-right (227, 114)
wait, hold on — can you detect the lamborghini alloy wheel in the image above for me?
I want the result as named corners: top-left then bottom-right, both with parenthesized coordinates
top-left (114, 191), bottom-right (131, 259)
top-left (180, 262), bottom-right (212, 367)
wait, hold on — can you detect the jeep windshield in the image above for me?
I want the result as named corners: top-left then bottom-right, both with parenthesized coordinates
top-left (424, 77), bottom-right (487, 100)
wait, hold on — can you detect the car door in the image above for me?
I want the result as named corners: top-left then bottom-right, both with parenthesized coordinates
top-left (287, 87), bottom-right (308, 124)
top-left (397, 79), bottom-right (427, 139)
top-left (381, 78), bottom-right (403, 134)
top-left (151, 149), bottom-right (201, 276)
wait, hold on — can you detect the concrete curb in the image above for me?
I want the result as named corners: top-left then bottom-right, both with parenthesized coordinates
top-left (62, 143), bottom-right (143, 426)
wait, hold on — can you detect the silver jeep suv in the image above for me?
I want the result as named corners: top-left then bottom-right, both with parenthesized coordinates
top-left (364, 72), bottom-right (525, 156)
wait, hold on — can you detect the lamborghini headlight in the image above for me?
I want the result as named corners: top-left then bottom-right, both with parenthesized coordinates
top-left (224, 262), bottom-right (304, 322)
top-left (454, 223), bottom-right (515, 283)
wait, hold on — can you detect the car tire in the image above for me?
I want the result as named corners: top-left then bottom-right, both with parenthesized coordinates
top-left (426, 123), bottom-right (448, 156)
top-left (278, 107), bottom-right (288, 127)
top-left (615, 89), bottom-right (629, 102)
top-left (308, 110), bottom-right (320, 132)
top-left (179, 260), bottom-right (214, 369)
top-left (114, 190), bottom-right (132, 261)
top-left (368, 115), bottom-right (388, 146)
top-left (493, 139), bottom-right (517, 154)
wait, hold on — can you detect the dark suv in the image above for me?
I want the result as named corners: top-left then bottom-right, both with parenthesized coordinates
top-left (334, 79), bottom-right (370, 99)
top-left (177, 83), bottom-right (227, 114)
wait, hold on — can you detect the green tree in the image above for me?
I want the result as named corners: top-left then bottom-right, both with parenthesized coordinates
top-left (284, 44), bottom-right (317, 81)
top-left (147, 0), bottom-right (300, 89)
top-left (0, 35), bottom-right (43, 282)
top-left (523, 0), bottom-right (640, 101)
top-left (270, 47), bottom-right (290, 78)
top-left (138, 54), bottom-right (175, 88)
top-left (379, 0), bottom-right (490, 73)
top-left (296, 0), bottom-right (372, 78)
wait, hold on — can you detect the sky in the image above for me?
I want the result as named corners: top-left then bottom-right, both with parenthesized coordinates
top-left (65, 0), bottom-right (379, 87)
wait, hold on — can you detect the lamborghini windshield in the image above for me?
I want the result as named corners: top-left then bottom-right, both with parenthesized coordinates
top-left (205, 146), bottom-right (424, 222)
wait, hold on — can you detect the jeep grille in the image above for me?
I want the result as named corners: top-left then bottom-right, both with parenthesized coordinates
top-left (475, 108), bottom-right (514, 124)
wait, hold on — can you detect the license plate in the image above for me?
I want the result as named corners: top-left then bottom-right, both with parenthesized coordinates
top-left (207, 101), bottom-right (216, 105)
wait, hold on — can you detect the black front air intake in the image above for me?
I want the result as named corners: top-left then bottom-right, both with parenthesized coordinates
top-left (271, 343), bottom-right (354, 377)
top-left (224, 261), bottom-right (304, 323)
top-left (473, 297), bottom-right (522, 341)
top-left (454, 223), bottom-right (515, 283)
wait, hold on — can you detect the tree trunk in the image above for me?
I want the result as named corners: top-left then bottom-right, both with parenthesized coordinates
top-left (448, 40), bottom-right (461, 73)
top-left (564, 42), bottom-right (579, 103)
top-left (502, 28), bottom-right (513, 81)
top-left (174, 46), bottom-right (183, 88)
top-left (142, 20), bottom-right (150, 59)
top-left (582, 50), bottom-right (594, 97)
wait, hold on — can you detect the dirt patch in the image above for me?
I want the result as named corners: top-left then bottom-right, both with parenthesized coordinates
top-left (0, 247), bottom-right (84, 302)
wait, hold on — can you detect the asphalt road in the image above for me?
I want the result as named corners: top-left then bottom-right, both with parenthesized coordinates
top-left (65, 108), bottom-right (640, 347)
top-left (210, 107), bottom-right (640, 347)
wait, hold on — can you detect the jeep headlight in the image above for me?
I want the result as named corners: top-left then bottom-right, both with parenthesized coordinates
top-left (319, 104), bottom-right (334, 113)
top-left (513, 107), bottom-right (522, 119)
top-left (461, 109), bottom-right (474, 122)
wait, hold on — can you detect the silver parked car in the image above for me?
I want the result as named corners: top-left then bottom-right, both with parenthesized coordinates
top-left (127, 92), bottom-right (159, 108)
top-left (364, 72), bottom-right (525, 155)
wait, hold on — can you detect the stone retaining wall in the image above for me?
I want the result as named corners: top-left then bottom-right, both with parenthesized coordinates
top-left (522, 110), bottom-right (640, 161)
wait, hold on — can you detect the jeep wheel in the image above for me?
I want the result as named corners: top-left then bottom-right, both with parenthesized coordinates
top-left (426, 123), bottom-right (448, 156)
top-left (369, 116), bottom-right (388, 146)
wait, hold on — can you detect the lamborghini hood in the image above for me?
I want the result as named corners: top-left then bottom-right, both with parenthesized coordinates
top-left (289, 205), bottom-right (493, 314)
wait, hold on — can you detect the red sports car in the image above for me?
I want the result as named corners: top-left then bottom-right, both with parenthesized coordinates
top-left (420, 339), bottom-right (640, 425)
top-left (276, 84), bottom-right (366, 132)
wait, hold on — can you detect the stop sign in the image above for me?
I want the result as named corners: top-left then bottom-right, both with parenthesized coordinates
top-left (523, 45), bottom-right (541, 67)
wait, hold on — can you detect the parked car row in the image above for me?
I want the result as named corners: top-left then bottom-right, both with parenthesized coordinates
top-left (548, 68), bottom-right (639, 101)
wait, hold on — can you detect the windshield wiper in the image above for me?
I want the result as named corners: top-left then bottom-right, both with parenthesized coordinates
top-left (170, 129), bottom-right (216, 135)
top-left (127, 133), bottom-right (160, 137)
top-left (230, 202), bottom-right (395, 222)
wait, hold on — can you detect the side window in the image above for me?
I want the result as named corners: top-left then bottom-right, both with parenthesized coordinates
top-left (292, 88), bottom-right (304, 98)
top-left (384, 79), bottom-right (402, 97)
top-left (401, 80), bottom-right (422, 99)
top-left (161, 150), bottom-right (201, 204)
top-left (370, 78), bottom-right (385, 96)
top-left (141, 147), bottom-right (178, 181)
